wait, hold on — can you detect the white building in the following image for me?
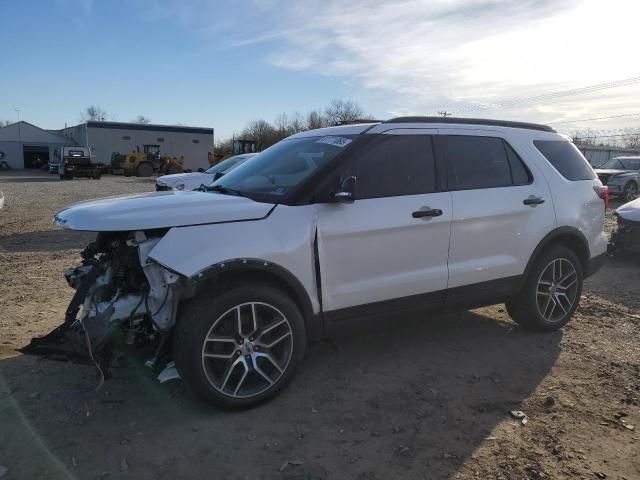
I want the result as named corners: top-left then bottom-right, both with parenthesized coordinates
top-left (59, 121), bottom-right (214, 171)
top-left (0, 120), bottom-right (214, 171)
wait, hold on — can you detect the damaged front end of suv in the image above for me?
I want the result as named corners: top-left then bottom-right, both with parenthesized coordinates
top-left (20, 229), bottom-right (186, 381)
top-left (20, 189), bottom-right (278, 388)
top-left (609, 197), bottom-right (640, 256)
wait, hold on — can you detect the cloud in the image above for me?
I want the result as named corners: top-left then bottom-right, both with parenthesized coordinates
top-left (142, 0), bottom-right (640, 129)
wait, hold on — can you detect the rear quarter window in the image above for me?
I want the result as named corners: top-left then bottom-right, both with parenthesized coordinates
top-left (534, 140), bottom-right (596, 181)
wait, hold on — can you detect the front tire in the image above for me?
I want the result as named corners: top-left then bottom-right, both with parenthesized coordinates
top-left (173, 284), bottom-right (307, 408)
top-left (506, 245), bottom-right (583, 331)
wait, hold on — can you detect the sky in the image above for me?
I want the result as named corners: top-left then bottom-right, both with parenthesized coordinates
top-left (1, 0), bottom-right (640, 140)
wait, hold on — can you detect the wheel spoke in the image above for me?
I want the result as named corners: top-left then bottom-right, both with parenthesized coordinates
top-left (205, 336), bottom-right (236, 344)
top-left (250, 303), bottom-right (258, 336)
top-left (554, 294), bottom-right (568, 314)
top-left (251, 355), bottom-right (274, 385)
top-left (236, 306), bottom-right (244, 338)
top-left (257, 331), bottom-right (291, 349)
top-left (203, 351), bottom-right (236, 360)
top-left (257, 318), bottom-right (287, 340)
top-left (255, 352), bottom-right (283, 373)
top-left (233, 361), bottom-right (249, 396)
top-left (220, 356), bottom-right (244, 392)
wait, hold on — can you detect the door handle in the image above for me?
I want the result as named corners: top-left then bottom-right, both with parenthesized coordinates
top-left (523, 196), bottom-right (545, 206)
top-left (412, 208), bottom-right (443, 218)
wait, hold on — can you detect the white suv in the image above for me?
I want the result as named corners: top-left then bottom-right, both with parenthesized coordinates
top-left (26, 117), bottom-right (608, 408)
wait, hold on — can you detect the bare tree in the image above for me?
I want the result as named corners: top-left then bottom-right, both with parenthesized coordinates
top-left (81, 105), bottom-right (108, 122)
top-left (242, 119), bottom-right (278, 150)
top-left (571, 130), bottom-right (597, 147)
top-left (325, 99), bottom-right (364, 125)
top-left (274, 113), bottom-right (289, 137)
top-left (0, 120), bottom-right (11, 127)
top-left (306, 109), bottom-right (328, 130)
top-left (287, 112), bottom-right (305, 134)
top-left (133, 115), bottom-right (151, 124)
top-left (621, 128), bottom-right (640, 149)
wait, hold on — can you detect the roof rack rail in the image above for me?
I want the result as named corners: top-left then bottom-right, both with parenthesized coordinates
top-left (384, 116), bottom-right (555, 132)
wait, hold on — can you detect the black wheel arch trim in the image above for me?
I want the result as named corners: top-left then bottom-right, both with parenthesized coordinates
top-left (191, 258), bottom-right (321, 341)
top-left (521, 226), bottom-right (591, 289)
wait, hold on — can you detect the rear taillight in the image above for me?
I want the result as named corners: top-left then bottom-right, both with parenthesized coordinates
top-left (594, 185), bottom-right (609, 210)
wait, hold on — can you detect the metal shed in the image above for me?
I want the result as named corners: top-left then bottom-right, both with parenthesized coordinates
top-left (0, 122), bottom-right (73, 169)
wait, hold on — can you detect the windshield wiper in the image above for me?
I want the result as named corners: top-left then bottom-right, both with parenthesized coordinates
top-left (205, 184), bottom-right (246, 197)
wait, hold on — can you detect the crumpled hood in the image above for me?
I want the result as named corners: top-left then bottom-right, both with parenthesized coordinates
top-left (616, 197), bottom-right (640, 222)
top-left (54, 191), bottom-right (275, 232)
top-left (156, 172), bottom-right (211, 189)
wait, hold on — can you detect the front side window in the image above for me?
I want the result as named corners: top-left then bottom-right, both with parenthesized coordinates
top-left (211, 136), bottom-right (354, 202)
top-left (534, 140), bottom-right (596, 181)
top-left (446, 136), bottom-right (518, 190)
top-left (615, 158), bottom-right (640, 170)
top-left (342, 135), bottom-right (437, 199)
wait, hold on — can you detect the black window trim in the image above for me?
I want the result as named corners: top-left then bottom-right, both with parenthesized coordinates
top-left (301, 133), bottom-right (444, 204)
top-left (443, 134), bottom-right (534, 192)
top-left (351, 133), bottom-right (440, 201)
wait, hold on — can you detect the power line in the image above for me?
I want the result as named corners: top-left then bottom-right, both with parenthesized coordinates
top-left (550, 113), bottom-right (640, 124)
top-left (451, 75), bottom-right (640, 114)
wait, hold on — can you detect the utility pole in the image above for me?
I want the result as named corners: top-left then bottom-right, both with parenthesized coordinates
top-left (437, 110), bottom-right (452, 118)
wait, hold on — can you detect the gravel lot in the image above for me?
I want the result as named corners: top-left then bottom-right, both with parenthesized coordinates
top-left (0, 170), bottom-right (638, 480)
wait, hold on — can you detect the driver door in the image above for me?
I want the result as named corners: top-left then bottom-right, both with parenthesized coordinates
top-left (315, 131), bottom-right (452, 316)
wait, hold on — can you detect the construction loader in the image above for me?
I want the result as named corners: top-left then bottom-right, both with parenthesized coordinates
top-left (110, 151), bottom-right (184, 177)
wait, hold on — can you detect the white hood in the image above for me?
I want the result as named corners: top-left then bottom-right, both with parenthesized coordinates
top-left (54, 191), bottom-right (275, 232)
top-left (156, 171), bottom-right (212, 190)
top-left (616, 197), bottom-right (640, 222)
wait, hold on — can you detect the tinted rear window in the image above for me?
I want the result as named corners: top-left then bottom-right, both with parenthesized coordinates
top-left (534, 140), bottom-right (596, 181)
top-left (446, 136), bottom-right (526, 190)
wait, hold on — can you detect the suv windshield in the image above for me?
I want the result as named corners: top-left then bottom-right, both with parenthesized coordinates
top-left (600, 158), bottom-right (640, 170)
top-left (210, 135), bottom-right (355, 202)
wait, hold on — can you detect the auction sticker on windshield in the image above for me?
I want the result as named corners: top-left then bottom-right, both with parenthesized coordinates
top-left (316, 136), bottom-right (352, 148)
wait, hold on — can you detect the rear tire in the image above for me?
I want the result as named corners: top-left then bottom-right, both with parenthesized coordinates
top-left (173, 284), bottom-right (307, 408)
top-left (506, 245), bottom-right (583, 331)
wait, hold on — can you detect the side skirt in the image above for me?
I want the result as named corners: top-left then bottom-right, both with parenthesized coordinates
top-left (322, 275), bottom-right (522, 338)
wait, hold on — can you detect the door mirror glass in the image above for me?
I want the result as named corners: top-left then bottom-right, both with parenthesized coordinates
top-left (333, 176), bottom-right (356, 203)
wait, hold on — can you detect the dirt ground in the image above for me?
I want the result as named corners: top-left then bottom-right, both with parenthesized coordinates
top-left (0, 170), bottom-right (638, 480)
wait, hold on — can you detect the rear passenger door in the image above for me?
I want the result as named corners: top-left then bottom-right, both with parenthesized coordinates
top-left (442, 131), bottom-right (555, 298)
top-left (316, 131), bottom-right (452, 313)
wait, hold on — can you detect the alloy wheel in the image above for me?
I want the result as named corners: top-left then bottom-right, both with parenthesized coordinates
top-left (201, 302), bottom-right (294, 399)
top-left (536, 258), bottom-right (579, 323)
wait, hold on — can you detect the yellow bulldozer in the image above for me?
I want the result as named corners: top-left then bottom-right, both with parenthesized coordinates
top-left (110, 152), bottom-right (184, 177)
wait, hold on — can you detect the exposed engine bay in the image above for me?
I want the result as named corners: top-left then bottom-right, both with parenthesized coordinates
top-left (20, 230), bottom-right (187, 383)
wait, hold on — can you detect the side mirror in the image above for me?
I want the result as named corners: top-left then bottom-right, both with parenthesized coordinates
top-left (333, 176), bottom-right (356, 203)
top-left (213, 171), bottom-right (224, 181)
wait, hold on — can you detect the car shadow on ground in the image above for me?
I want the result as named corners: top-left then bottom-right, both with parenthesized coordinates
top-left (0, 309), bottom-right (561, 479)
top-left (0, 230), bottom-right (95, 253)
